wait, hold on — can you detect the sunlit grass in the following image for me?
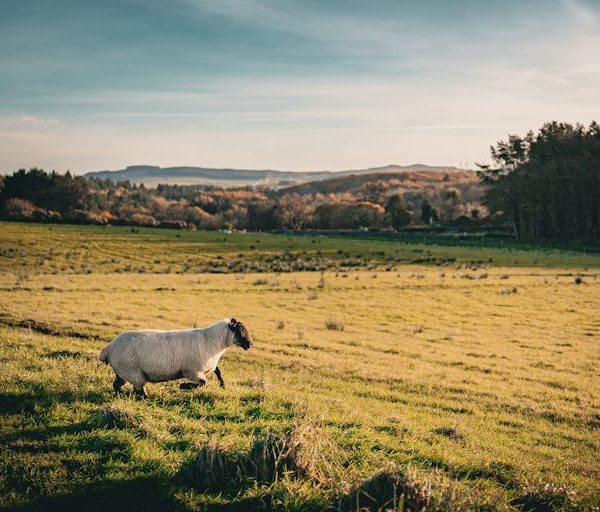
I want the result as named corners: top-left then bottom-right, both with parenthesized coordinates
top-left (1, 221), bottom-right (599, 275)
top-left (0, 222), bottom-right (599, 511)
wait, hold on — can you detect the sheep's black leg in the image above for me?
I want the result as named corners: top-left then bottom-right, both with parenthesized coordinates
top-left (134, 386), bottom-right (149, 399)
top-left (113, 375), bottom-right (125, 393)
top-left (214, 366), bottom-right (226, 388)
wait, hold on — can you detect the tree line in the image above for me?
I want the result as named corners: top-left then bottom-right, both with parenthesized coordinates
top-left (478, 121), bottom-right (600, 240)
top-left (0, 169), bottom-right (485, 232)
top-left (4, 120), bottom-right (595, 239)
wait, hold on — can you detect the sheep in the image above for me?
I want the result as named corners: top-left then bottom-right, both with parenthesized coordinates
top-left (98, 318), bottom-right (252, 398)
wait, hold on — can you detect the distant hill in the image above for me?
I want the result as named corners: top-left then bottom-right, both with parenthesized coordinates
top-left (279, 168), bottom-right (479, 196)
top-left (84, 164), bottom-right (468, 188)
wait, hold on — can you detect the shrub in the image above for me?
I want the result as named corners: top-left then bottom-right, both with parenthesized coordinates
top-left (129, 212), bottom-right (158, 226)
top-left (160, 220), bottom-right (188, 230)
top-left (7, 203), bottom-right (32, 221)
top-left (64, 209), bottom-right (107, 225)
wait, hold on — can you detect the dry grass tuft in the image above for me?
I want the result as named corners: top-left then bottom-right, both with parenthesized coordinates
top-left (338, 464), bottom-right (432, 512)
top-left (93, 404), bottom-right (142, 430)
top-left (242, 377), bottom-right (268, 389)
top-left (432, 425), bottom-right (464, 441)
top-left (412, 324), bottom-right (425, 335)
top-left (318, 274), bottom-right (326, 288)
top-left (325, 318), bottom-right (344, 331)
top-left (280, 415), bottom-right (347, 485)
top-left (512, 481), bottom-right (580, 512)
top-left (184, 414), bottom-right (346, 491)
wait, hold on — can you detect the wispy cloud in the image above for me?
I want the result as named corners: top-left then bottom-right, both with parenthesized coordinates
top-left (17, 116), bottom-right (60, 126)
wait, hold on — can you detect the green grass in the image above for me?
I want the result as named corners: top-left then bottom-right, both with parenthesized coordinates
top-left (1, 222), bottom-right (599, 275)
top-left (1, 222), bottom-right (599, 511)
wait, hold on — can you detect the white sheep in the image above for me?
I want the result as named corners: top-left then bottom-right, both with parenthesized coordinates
top-left (98, 318), bottom-right (252, 398)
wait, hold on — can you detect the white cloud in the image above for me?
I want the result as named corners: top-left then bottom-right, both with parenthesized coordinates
top-left (1, 116), bottom-right (60, 127)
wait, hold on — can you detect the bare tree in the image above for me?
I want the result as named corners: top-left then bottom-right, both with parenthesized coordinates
top-left (276, 193), bottom-right (314, 230)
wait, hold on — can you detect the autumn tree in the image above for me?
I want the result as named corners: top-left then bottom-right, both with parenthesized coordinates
top-left (276, 193), bottom-right (313, 230)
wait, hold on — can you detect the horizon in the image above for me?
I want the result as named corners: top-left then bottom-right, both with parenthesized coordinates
top-left (0, 161), bottom-right (474, 177)
top-left (87, 161), bottom-right (474, 175)
top-left (1, 0), bottom-right (599, 174)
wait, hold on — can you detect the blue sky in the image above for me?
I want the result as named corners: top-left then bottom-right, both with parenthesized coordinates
top-left (1, 0), bottom-right (599, 173)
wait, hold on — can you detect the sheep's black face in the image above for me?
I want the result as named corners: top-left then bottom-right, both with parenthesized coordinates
top-left (229, 318), bottom-right (252, 350)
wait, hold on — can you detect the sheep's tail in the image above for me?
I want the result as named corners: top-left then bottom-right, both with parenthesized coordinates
top-left (98, 344), bottom-right (110, 364)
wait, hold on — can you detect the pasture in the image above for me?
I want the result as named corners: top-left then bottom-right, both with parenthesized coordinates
top-left (0, 222), bottom-right (599, 511)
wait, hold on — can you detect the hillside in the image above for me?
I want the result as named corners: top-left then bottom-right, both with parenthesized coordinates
top-left (280, 169), bottom-right (480, 196)
top-left (84, 164), bottom-right (467, 188)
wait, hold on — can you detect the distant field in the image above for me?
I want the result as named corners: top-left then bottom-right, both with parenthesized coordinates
top-left (1, 222), bottom-right (599, 275)
top-left (1, 222), bottom-right (599, 511)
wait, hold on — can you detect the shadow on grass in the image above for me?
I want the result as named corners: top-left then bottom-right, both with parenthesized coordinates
top-left (45, 350), bottom-right (91, 360)
top-left (0, 386), bottom-right (171, 512)
top-left (4, 477), bottom-right (175, 512)
top-left (0, 387), bottom-right (105, 415)
top-left (0, 386), bottom-right (527, 512)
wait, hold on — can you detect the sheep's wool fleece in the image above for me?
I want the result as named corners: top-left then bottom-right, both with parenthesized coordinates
top-left (99, 319), bottom-right (231, 385)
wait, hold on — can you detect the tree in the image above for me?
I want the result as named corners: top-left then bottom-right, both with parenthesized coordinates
top-left (276, 193), bottom-right (313, 230)
top-left (385, 194), bottom-right (411, 230)
top-left (439, 188), bottom-right (461, 220)
top-left (420, 200), bottom-right (433, 225)
top-left (361, 181), bottom-right (387, 204)
top-left (478, 121), bottom-right (600, 240)
top-left (247, 202), bottom-right (277, 231)
top-left (0, 168), bottom-right (92, 215)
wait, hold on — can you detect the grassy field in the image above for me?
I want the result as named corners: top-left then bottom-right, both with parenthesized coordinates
top-left (1, 222), bottom-right (599, 275)
top-left (1, 222), bottom-right (599, 511)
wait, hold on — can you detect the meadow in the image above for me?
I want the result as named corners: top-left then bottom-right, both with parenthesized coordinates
top-left (1, 222), bottom-right (599, 511)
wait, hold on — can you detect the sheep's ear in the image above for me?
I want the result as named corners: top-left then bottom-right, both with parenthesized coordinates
top-left (229, 318), bottom-right (237, 330)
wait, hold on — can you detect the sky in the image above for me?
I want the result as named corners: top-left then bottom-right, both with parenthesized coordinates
top-left (1, 0), bottom-right (599, 173)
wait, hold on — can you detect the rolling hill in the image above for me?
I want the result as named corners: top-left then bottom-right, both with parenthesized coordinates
top-left (279, 168), bottom-right (479, 196)
top-left (84, 164), bottom-right (469, 188)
